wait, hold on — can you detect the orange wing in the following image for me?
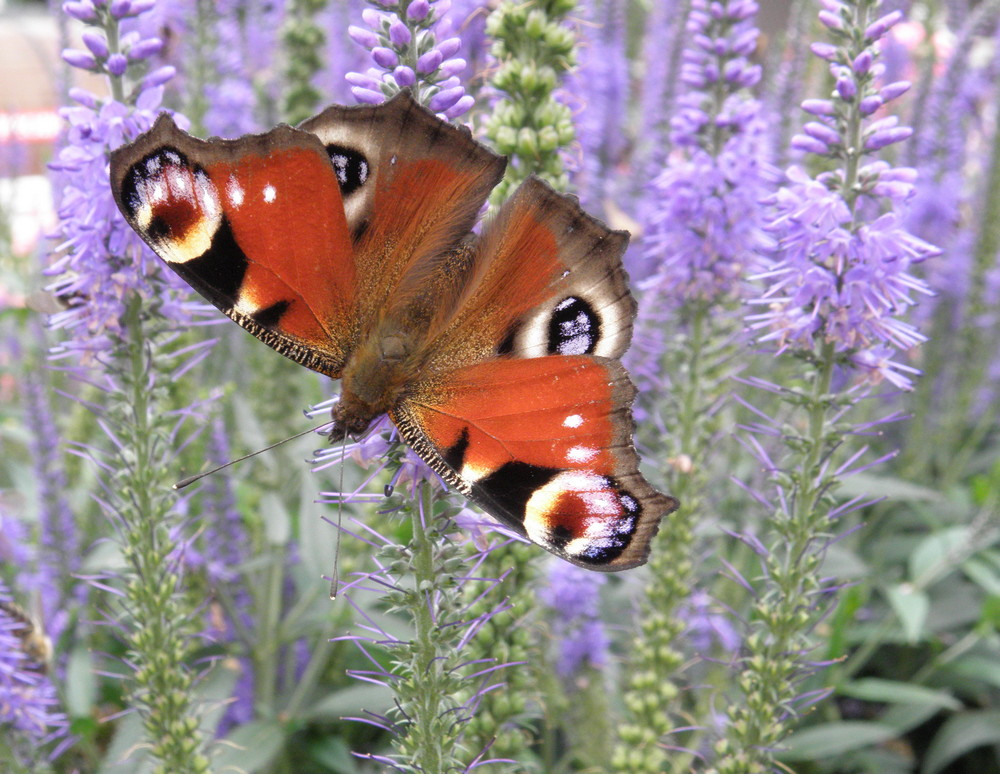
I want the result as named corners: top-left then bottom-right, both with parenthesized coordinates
top-left (394, 356), bottom-right (675, 570)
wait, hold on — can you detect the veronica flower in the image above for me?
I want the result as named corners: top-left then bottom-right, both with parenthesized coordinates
top-left (20, 358), bottom-right (79, 651)
top-left (539, 561), bottom-right (608, 678)
top-left (203, 0), bottom-right (277, 137)
top-left (347, 0), bottom-right (474, 118)
top-left (616, 4), bottom-right (770, 770)
top-left (0, 581), bottom-right (69, 763)
top-left (711, 3), bottom-right (938, 771)
top-left (45, 2), bottom-right (213, 771)
top-left (47, 2), bottom-right (190, 362)
top-left (565, 0), bottom-right (629, 213)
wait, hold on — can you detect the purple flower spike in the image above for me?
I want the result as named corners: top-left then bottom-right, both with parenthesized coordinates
top-left (416, 49), bottom-right (444, 73)
top-left (62, 48), bottom-right (98, 70)
top-left (63, 1), bottom-right (97, 22)
top-left (346, 0), bottom-right (471, 116)
top-left (372, 46), bottom-right (399, 69)
top-left (105, 53), bottom-right (128, 76)
top-left (388, 19), bottom-right (411, 46)
top-left (82, 30), bottom-right (109, 58)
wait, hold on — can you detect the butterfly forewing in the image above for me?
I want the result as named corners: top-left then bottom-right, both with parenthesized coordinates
top-left (110, 116), bottom-right (357, 377)
top-left (298, 93), bottom-right (506, 331)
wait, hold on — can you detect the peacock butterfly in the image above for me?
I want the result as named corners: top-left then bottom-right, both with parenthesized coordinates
top-left (108, 91), bottom-right (677, 571)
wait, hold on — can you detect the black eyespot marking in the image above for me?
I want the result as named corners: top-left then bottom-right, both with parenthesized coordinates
top-left (473, 461), bottom-right (560, 530)
top-left (121, 146), bottom-right (191, 217)
top-left (251, 300), bottom-right (290, 329)
top-left (325, 144), bottom-right (369, 197)
top-left (443, 427), bottom-right (470, 471)
top-left (171, 218), bottom-right (248, 305)
top-left (547, 296), bottom-right (601, 356)
top-left (497, 327), bottom-right (516, 355)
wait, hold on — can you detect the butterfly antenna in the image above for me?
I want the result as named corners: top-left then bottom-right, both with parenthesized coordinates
top-left (330, 436), bottom-right (347, 599)
top-left (173, 422), bottom-right (332, 490)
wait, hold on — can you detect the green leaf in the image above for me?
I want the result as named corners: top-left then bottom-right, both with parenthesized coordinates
top-left (213, 720), bottom-right (286, 773)
top-left (262, 491), bottom-right (291, 545)
top-left (306, 682), bottom-right (393, 720)
top-left (944, 655), bottom-right (1000, 691)
top-left (65, 644), bottom-right (97, 717)
top-left (781, 721), bottom-right (897, 760)
top-left (963, 558), bottom-right (1000, 596)
top-left (910, 527), bottom-right (971, 584)
top-left (309, 736), bottom-right (362, 773)
top-left (921, 710), bottom-right (1000, 774)
top-left (886, 583), bottom-right (929, 643)
top-left (840, 679), bottom-right (961, 711)
top-left (839, 472), bottom-right (942, 503)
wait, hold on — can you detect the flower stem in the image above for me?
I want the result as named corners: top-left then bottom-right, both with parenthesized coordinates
top-left (117, 295), bottom-right (210, 774)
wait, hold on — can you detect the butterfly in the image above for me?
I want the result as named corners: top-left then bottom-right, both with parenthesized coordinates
top-left (109, 91), bottom-right (677, 571)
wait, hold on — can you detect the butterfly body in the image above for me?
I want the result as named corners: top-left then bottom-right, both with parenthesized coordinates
top-left (110, 91), bottom-right (677, 571)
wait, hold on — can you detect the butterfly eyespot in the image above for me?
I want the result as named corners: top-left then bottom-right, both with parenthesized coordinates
top-left (548, 296), bottom-right (601, 356)
top-left (325, 144), bottom-right (370, 197)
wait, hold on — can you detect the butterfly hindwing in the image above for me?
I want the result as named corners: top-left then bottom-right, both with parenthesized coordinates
top-left (425, 175), bottom-right (637, 371)
top-left (110, 115), bottom-right (357, 377)
top-left (394, 356), bottom-right (675, 570)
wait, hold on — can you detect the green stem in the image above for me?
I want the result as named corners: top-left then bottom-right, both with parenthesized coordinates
top-left (408, 482), bottom-right (445, 774)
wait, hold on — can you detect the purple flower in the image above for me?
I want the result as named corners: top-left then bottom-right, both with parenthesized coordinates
top-left (564, 0), bottom-right (629, 212)
top-left (0, 582), bottom-right (69, 755)
top-left (46, 24), bottom-right (193, 360)
top-left (202, 0), bottom-right (279, 138)
top-left (21, 359), bottom-right (80, 650)
top-left (679, 591), bottom-right (740, 653)
top-left (345, 0), bottom-right (474, 119)
top-left (639, 0), bottom-right (775, 302)
top-left (747, 2), bottom-right (937, 389)
top-left (539, 562), bottom-right (609, 678)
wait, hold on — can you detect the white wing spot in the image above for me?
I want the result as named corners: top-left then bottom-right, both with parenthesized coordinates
top-left (263, 184), bottom-right (277, 203)
top-left (567, 446), bottom-right (598, 464)
top-left (227, 176), bottom-right (244, 207)
top-left (563, 414), bottom-right (584, 428)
